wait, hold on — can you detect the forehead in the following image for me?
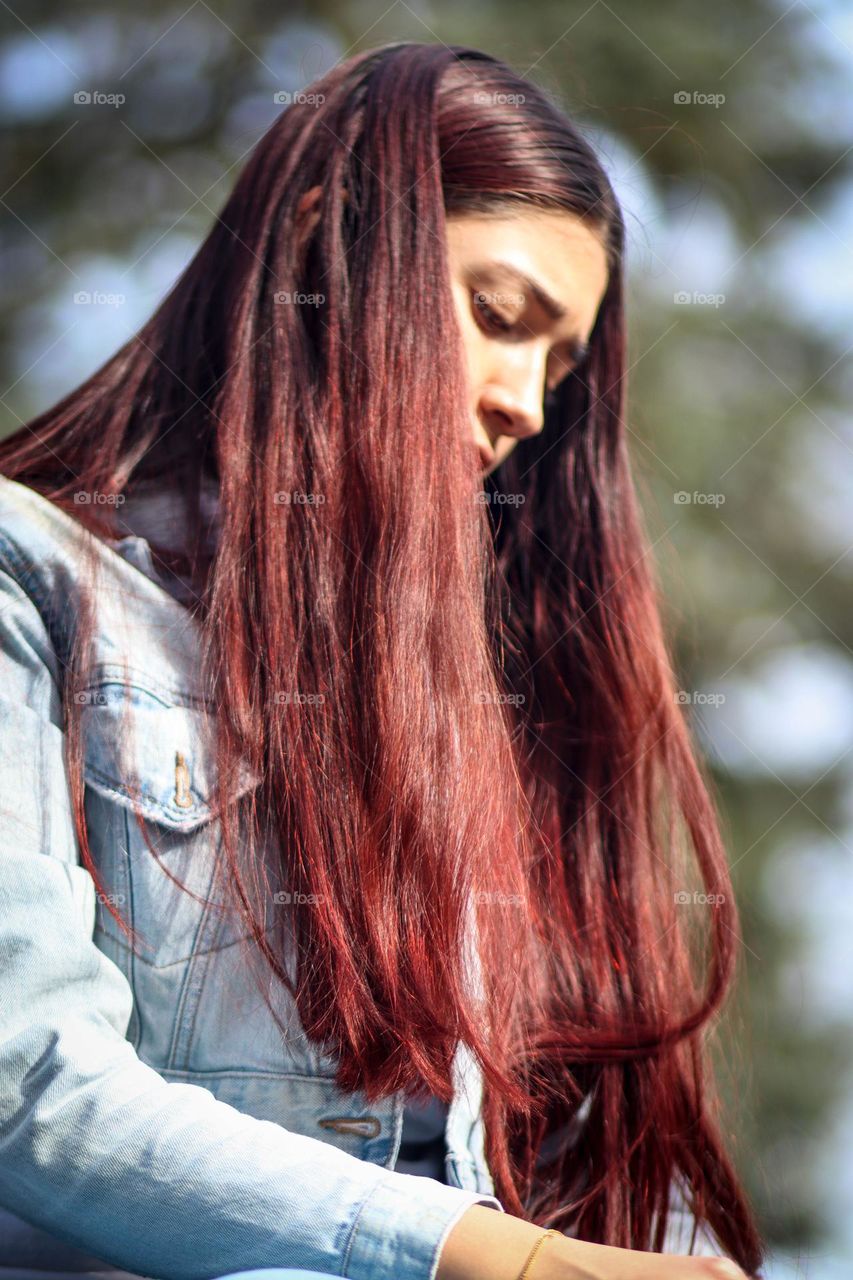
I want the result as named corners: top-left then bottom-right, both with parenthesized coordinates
top-left (445, 209), bottom-right (610, 336)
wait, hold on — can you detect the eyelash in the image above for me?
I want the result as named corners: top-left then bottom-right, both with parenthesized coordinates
top-left (472, 289), bottom-right (576, 400)
top-left (471, 291), bottom-right (514, 335)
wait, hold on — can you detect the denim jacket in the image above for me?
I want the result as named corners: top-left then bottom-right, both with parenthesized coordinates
top-left (0, 474), bottom-right (725, 1280)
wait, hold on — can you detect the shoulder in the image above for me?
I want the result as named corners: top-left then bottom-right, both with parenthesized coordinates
top-left (0, 474), bottom-right (205, 701)
top-left (0, 474), bottom-right (260, 829)
top-left (0, 475), bottom-right (117, 651)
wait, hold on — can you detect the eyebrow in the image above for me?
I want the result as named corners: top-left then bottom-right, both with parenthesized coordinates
top-left (469, 259), bottom-right (591, 365)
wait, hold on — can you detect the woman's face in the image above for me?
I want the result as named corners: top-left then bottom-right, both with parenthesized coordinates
top-left (445, 209), bottom-right (610, 476)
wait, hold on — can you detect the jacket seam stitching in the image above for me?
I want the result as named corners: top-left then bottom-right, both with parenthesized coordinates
top-left (340, 1173), bottom-right (388, 1278)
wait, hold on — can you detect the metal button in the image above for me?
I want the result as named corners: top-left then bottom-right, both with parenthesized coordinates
top-left (318, 1115), bottom-right (382, 1138)
top-left (173, 750), bottom-right (194, 808)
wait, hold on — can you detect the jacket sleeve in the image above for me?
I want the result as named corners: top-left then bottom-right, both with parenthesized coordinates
top-left (0, 565), bottom-right (504, 1280)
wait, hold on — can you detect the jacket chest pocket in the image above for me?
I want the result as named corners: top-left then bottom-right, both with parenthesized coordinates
top-left (81, 669), bottom-right (262, 970)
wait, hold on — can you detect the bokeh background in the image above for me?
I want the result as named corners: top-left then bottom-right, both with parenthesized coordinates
top-left (1, 2), bottom-right (851, 1276)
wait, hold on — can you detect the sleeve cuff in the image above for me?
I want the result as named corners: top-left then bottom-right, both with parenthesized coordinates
top-left (342, 1170), bottom-right (505, 1280)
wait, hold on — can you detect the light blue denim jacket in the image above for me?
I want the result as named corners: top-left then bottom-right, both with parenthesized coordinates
top-left (0, 474), bottom-right (725, 1280)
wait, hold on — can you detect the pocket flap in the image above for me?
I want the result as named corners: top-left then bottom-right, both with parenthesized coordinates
top-left (80, 666), bottom-right (261, 832)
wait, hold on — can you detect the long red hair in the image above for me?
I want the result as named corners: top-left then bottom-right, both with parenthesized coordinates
top-left (0, 41), bottom-right (765, 1272)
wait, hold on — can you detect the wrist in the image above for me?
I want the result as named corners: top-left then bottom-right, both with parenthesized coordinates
top-left (517, 1229), bottom-right (562, 1280)
top-left (436, 1204), bottom-right (556, 1280)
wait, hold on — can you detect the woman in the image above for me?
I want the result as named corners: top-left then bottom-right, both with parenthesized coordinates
top-left (0, 40), bottom-right (766, 1280)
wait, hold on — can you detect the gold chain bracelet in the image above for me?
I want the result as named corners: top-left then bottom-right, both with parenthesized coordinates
top-left (516, 1227), bottom-right (560, 1280)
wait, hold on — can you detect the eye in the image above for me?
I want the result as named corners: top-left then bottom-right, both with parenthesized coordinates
top-left (471, 290), bottom-right (514, 335)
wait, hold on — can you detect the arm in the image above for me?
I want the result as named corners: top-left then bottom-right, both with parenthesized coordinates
top-left (437, 1200), bottom-right (742, 1280)
top-left (0, 566), bottom-right (503, 1280)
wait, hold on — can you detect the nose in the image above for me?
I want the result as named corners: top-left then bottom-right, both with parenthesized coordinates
top-left (476, 350), bottom-right (547, 446)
